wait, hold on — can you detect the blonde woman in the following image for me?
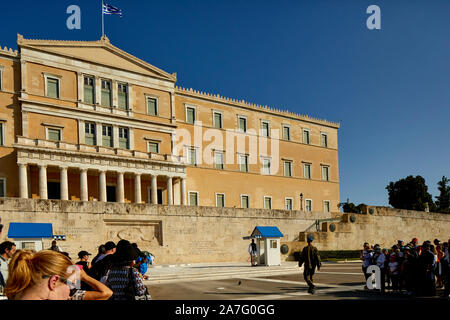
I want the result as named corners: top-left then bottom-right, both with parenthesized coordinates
top-left (5, 250), bottom-right (112, 300)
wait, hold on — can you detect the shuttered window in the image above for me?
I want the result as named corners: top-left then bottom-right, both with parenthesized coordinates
top-left (262, 158), bottom-right (271, 175)
top-left (241, 195), bottom-right (249, 209)
top-left (186, 107), bottom-right (195, 124)
top-left (322, 166), bottom-right (329, 181)
top-left (101, 80), bottom-right (112, 107)
top-left (305, 200), bottom-right (312, 212)
top-left (118, 83), bottom-right (128, 110)
top-left (189, 192), bottom-right (198, 206)
top-left (285, 199), bottom-right (293, 210)
top-left (83, 76), bottom-right (95, 104)
top-left (321, 133), bottom-right (328, 147)
top-left (304, 164), bottom-right (311, 179)
top-left (216, 194), bottom-right (225, 207)
top-left (284, 161), bottom-right (292, 177)
top-left (303, 129), bottom-right (310, 144)
top-left (261, 121), bottom-right (269, 137)
top-left (239, 117), bottom-right (247, 132)
top-left (214, 152), bottom-right (224, 170)
top-left (324, 201), bottom-right (330, 213)
top-left (283, 126), bottom-right (290, 140)
top-left (239, 155), bottom-right (248, 172)
top-left (214, 112), bottom-right (222, 129)
top-left (102, 125), bottom-right (113, 147)
top-left (85, 122), bottom-right (96, 145)
top-left (47, 78), bottom-right (59, 98)
top-left (47, 128), bottom-right (61, 141)
top-left (0, 123), bottom-right (4, 146)
top-left (147, 98), bottom-right (157, 116)
top-left (188, 147), bottom-right (197, 166)
top-left (264, 197), bottom-right (272, 209)
top-left (148, 142), bottom-right (159, 153)
top-left (118, 127), bottom-right (129, 149)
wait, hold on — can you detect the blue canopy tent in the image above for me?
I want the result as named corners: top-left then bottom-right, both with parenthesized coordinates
top-left (8, 222), bottom-right (56, 251)
top-left (243, 226), bottom-right (284, 266)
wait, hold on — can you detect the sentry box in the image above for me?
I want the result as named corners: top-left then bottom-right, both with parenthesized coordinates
top-left (243, 226), bottom-right (284, 266)
top-left (7, 222), bottom-right (65, 251)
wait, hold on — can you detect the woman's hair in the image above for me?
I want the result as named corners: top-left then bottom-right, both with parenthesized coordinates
top-left (5, 250), bottom-right (73, 300)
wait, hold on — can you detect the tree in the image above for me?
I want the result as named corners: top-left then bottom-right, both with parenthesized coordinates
top-left (435, 176), bottom-right (450, 213)
top-left (339, 201), bottom-right (366, 213)
top-left (386, 175), bottom-right (436, 212)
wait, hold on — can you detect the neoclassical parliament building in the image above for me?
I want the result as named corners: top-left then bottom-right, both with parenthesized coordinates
top-left (0, 34), bottom-right (340, 212)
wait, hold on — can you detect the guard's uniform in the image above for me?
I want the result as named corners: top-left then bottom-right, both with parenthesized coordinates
top-left (298, 243), bottom-right (321, 293)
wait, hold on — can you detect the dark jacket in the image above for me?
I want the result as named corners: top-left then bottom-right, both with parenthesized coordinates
top-left (298, 244), bottom-right (321, 270)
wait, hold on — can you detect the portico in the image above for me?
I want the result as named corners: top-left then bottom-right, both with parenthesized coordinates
top-left (15, 137), bottom-right (187, 205)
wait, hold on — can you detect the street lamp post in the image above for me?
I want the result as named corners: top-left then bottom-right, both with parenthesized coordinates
top-left (300, 193), bottom-right (303, 211)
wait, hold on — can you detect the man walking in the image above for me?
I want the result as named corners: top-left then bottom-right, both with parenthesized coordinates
top-left (248, 239), bottom-right (258, 266)
top-left (298, 235), bottom-right (321, 294)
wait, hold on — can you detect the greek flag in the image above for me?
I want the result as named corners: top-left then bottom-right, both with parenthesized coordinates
top-left (103, 3), bottom-right (122, 17)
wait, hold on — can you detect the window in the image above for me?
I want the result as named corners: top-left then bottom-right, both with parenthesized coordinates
top-left (147, 141), bottom-right (159, 153)
top-left (285, 198), bottom-right (293, 210)
top-left (102, 125), bottom-right (113, 147)
top-left (305, 199), bottom-right (313, 212)
top-left (101, 80), bottom-right (112, 107)
top-left (213, 111), bottom-right (223, 129)
top-left (85, 122), bottom-right (96, 145)
top-left (262, 158), bottom-right (271, 175)
top-left (0, 122), bottom-right (4, 146)
top-left (216, 193), bottom-right (225, 207)
top-left (47, 128), bottom-right (61, 141)
top-left (284, 161), bottom-right (292, 177)
top-left (147, 97), bottom-right (158, 116)
top-left (264, 196), bottom-right (272, 209)
top-left (118, 127), bottom-right (129, 149)
top-left (118, 83), bottom-right (128, 110)
top-left (83, 76), bottom-right (95, 104)
top-left (321, 165), bottom-right (330, 181)
top-left (321, 133), bottom-right (328, 147)
top-left (282, 126), bottom-right (290, 141)
top-left (324, 200), bottom-right (330, 213)
top-left (304, 163), bottom-right (312, 179)
top-left (188, 147), bottom-right (197, 166)
top-left (238, 116), bottom-right (247, 133)
top-left (0, 178), bottom-right (5, 197)
top-left (302, 129), bottom-right (310, 144)
top-left (239, 154), bottom-right (249, 172)
top-left (241, 195), bottom-right (249, 209)
top-left (186, 106), bottom-right (196, 124)
top-left (261, 121), bottom-right (269, 137)
top-left (189, 192), bottom-right (198, 206)
top-left (46, 77), bottom-right (60, 99)
top-left (214, 151), bottom-right (224, 170)
top-left (270, 240), bottom-right (278, 249)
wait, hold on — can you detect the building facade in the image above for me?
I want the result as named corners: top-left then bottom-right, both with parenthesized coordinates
top-left (0, 35), bottom-right (340, 211)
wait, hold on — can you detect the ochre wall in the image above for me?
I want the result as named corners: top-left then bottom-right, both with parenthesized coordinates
top-left (1, 199), bottom-right (449, 265)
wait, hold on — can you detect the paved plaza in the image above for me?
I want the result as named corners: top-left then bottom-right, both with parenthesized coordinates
top-left (144, 261), bottom-right (443, 300)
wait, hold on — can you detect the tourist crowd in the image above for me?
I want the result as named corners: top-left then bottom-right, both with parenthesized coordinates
top-left (0, 236), bottom-right (154, 300)
top-left (361, 238), bottom-right (450, 298)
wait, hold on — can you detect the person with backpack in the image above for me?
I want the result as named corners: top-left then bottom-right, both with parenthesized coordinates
top-left (298, 235), bottom-right (321, 295)
top-left (105, 240), bottom-right (151, 300)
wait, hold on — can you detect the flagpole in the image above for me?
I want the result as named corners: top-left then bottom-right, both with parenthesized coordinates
top-left (101, 0), bottom-right (104, 37)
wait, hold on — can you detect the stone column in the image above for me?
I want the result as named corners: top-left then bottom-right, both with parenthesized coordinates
top-left (39, 165), bottom-right (48, 200)
top-left (80, 169), bottom-right (88, 201)
top-left (151, 175), bottom-right (158, 204)
top-left (99, 170), bottom-right (107, 202)
top-left (60, 167), bottom-right (69, 201)
top-left (18, 164), bottom-right (28, 198)
top-left (180, 177), bottom-right (187, 206)
top-left (134, 173), bottom-right (141, 204)
top-left (167, 177), bottom-right (173, 205)
top-left (117, 172), bottom-right (124, 203)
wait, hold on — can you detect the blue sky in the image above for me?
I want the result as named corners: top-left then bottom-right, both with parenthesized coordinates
top-left (1, 0), bottom-right (449, 206)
